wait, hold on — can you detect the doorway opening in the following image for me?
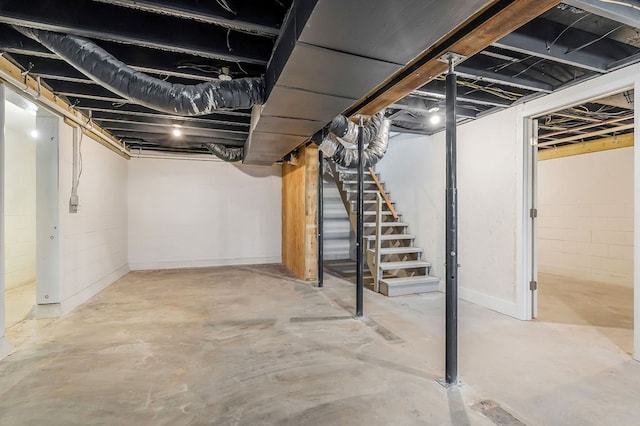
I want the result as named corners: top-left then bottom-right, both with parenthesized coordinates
top-left (2, 87), bottom-right (59, 333)
top-left (532, 90), bottom-right (634, 355)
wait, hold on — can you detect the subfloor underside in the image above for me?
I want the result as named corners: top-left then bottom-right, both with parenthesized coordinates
top-left (1, 265), bottom-right (639, 425)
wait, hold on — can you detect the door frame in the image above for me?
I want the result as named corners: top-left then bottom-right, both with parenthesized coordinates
top-left (518, 64), bottom-right (640, 361)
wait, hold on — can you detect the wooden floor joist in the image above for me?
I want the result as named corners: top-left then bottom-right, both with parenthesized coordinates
top-left (538, 133), bottom-right (634, 161)
top-left (350, 0), bottom-right (562, 116)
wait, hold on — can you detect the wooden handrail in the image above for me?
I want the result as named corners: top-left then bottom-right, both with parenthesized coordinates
top-left (368, 167), bottom-right (398, 221)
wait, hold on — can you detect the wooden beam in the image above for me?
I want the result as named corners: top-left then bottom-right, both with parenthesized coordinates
top-left (538, 133), bottom-right (634, 161)
top-left (282, 145), bottom-right (318, 280)
top-left (351, 0), bottom-right (562, 116)
top-left (0, 55), bottom-right (129, 159)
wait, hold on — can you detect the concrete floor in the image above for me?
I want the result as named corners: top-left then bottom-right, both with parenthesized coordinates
top-left (1, 265), bottom-right (639, 425)
top-left (4, 281), bottom-right (35, 328)
top-left (538, 272), bottom-right (633, 355)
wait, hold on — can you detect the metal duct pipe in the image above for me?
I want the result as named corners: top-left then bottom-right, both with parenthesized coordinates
top-left (317, 112), bottom-right (390, 168)
top-left (203, 143), bottom-right (244, 162)
top-left (14, 26), bottom-right (264, 115)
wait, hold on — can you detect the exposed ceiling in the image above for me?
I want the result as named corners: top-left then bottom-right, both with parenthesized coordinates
top-left (0, 1), bottom-right (637, 159)
top-left (391, 1), bottom-right (640, 135)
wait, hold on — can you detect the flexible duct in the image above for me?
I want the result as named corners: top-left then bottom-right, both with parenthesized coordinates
top-left (203, 143), bottom-right (244, 162)
top-left (316, 112), bottom-right (390, 168)
top-left (14, 26), bottom-right (264, 115)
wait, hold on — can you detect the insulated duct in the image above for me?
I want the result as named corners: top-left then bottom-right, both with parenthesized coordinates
top-left (203, 143), bottom-right (244, 162)
top-left (14, 26), bottom-right (264, 115)
top-left (316, 112), bottom-right (390, 168)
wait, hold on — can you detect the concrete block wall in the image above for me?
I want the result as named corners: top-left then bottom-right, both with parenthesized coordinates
top-left (538, 147), bottom-right (633, 287)
top-left (56, 122), bottom-right (129, 311)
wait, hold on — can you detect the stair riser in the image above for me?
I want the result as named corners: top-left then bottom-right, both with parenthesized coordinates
top-left (380, 282), bottom-right (440, 297)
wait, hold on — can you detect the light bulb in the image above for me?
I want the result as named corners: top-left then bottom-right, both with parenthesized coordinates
top-left (429, 114), bottom-right (441, 125)
top-left (172, 128), bottom-right (182, 137)
top-left (30, 129), bottom-right (39, 138)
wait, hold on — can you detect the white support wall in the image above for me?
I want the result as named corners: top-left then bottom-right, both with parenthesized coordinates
top-left (538, 148), bottom-right (633, 287)
top-left (127, 157), bottom-right (282, 270)
top-left (53, 122), bottom-right (129, 313)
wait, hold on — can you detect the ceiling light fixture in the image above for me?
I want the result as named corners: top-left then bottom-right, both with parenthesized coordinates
top-left (30, 129), bottom-right (39, 139)
top-left (171, 127), bottom-right (182, 137)
top-left (429, 114), bottom-right (441, 125)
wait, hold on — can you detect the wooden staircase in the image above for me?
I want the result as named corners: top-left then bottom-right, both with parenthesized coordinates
top-left (327, 163), bottom-right (440, 296)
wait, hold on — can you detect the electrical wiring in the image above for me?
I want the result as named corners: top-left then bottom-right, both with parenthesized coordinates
top-left (565, 24), bottom-right (624, 54)
top-left (596, 0), bottom-right (640, 11)
top-left (435, 75), bottom-right (525, 101)
top-left (216, 0), bottom-right (236, 15)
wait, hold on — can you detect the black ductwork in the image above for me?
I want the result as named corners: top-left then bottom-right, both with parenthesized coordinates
top-left (14, 26), bottom-right (264, 115)
top-left (203, 143), bottom-right (244, 162)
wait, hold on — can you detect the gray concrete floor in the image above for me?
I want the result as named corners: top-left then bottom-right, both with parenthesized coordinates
top-left (1, 265), bottom-right (639, 425)
top-left (538, 272), bottom-right (633, 355)
top-left (4, 280), bottom-right (35, 328)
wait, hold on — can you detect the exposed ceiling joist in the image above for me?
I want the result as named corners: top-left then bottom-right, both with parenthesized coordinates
top-left (564, 0), bottom-right (640, 29)
top-left (66, 98), bottom-right (251, 119)
top-left (0, 1), bottom-right (273, 64)
top-left (493, 18), bottom-right (635, 73)
top-left (89, 111), bottom-right (249, 129)
top-left (391, 97), bottom-right (480, 119)
top-left (88, 0), bottom-right (283, 37)
top-left (539, 114), bottom-right (633, 139)
top-left (412, 89), bottom-right (510, 108)
top-left (455, 65), bottom-right (554, 92)
top-left (100, 122), bottom-right (247, 139)
top-left (538, 123), bottom-right (634, 146)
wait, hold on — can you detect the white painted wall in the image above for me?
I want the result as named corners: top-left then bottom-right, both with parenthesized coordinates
top-left (538, 147), bottom-right (633, 287)
top-left (3, 102), bottom-right (36, 290)
top-left (380, 107), bottom-right (522, 317)
top-left (377, 133), bottom-right (445, 283)
top-left (127, 158), bottom-right (282, 270)
top-left (55, 123), bottom-right (129, 312)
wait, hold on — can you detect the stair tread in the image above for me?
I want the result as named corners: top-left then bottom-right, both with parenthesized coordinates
top-left (365, 234), bottom-right (414, 240)
top-left (342, 180), bottom-right (382, 185)
top-left (352, 199), bottom-right (395, 204)
top-left (363, 222), bottom-right (407, 227)
top-left (361, 211), bottom-right (398, 215)
top-left (368, 247), bottom-right (423, 255)
top-left (380, 260), bottom-right (431, 270)
top-left (346, 189), bottom-right (381, 193)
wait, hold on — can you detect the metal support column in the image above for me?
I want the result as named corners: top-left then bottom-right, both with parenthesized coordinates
top-left (445, 56), bottom-right (459, 386)
top-left (355, 119), bottom-right (364, 318)
top-left (317, 149), bottom-right (324, 288)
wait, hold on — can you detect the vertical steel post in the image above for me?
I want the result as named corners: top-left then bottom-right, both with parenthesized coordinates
top-left (317, 149), bottom-right (324, 288)
top-left (355, 119), bottom-right (364, 318)
top-left (445, 57), bottom-right (458, 385)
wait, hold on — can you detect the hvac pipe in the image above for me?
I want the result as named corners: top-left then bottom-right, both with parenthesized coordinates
top-left (445, 56), bottom-right (459, 386)
top-left (318, 150), bottom-right (324, 288)
top-left (355, 118), bottom-right (364, 318)
top-left (15, 26), bottom-right (264, 116)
